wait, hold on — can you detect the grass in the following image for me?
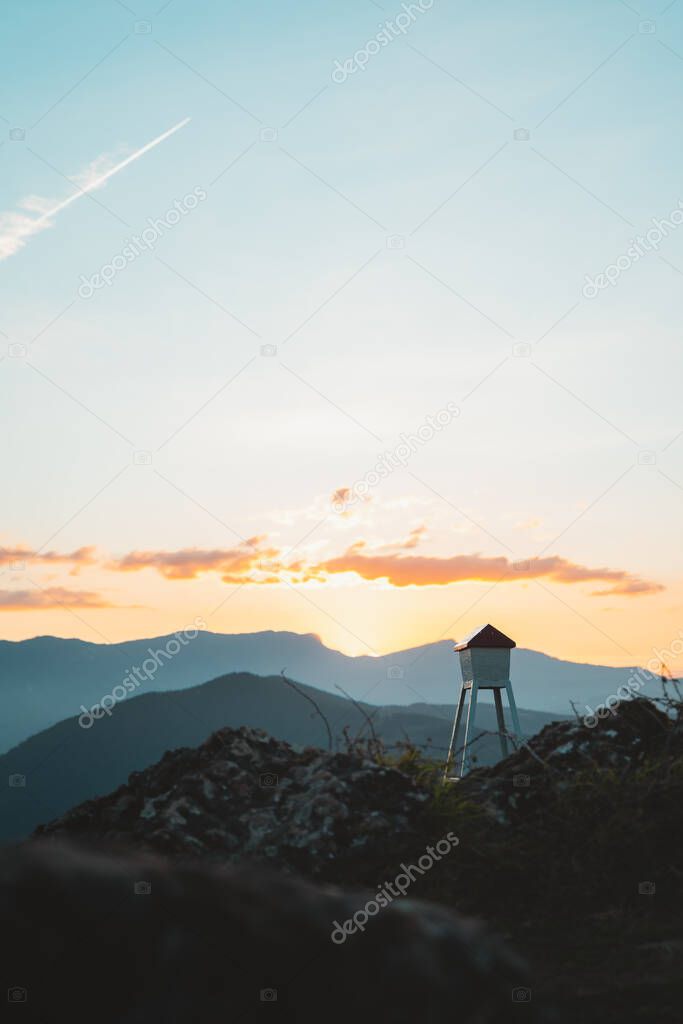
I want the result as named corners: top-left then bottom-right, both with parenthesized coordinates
top-left (344, 694), bottom-right (683, 1020)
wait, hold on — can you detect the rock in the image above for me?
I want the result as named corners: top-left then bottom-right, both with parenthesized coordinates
top-left (1, 840), bottom-right (540, 1023)
top-left (34, 725), bottom-right (429, 877)
top-left (458, 698), bottom-right (681, 827)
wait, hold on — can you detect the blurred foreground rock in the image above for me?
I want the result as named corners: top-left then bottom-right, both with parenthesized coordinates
top-left (2, 841), bottom-right (540, 1023)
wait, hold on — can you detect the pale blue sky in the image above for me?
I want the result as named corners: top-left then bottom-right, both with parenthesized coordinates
top-left (1, 0), bottom-right (683, 667)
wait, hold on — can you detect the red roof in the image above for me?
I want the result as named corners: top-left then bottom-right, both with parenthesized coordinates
top-left (453, 623), bottom-right (516, 651)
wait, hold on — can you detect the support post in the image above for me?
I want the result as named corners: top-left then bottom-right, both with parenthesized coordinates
top-left (460, 681), bottom-right (478, 775)
top-left (505, 680), bottom-right (522, 741)
top-left (444, 682), bottom-right (467, 780)
top-left (493, 687), bottom-right (509, 758)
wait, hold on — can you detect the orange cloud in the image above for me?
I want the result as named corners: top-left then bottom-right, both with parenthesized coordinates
top-left (0, 587), bottom-right (111, 610)
top-left (17, 528), bottom-right (655, 600)
top-left (0, 545), bottom-right (97, 573)
top-left (592, 579), bottom-right (661, 596)
top-left (109, 537), bottom-right (280, 583)
top-left (331, 487), bottom-right (352, 509)
top-left (310, 548), bottom-right (663, 596)
top-left (105, 534), bottom-right (662, 597)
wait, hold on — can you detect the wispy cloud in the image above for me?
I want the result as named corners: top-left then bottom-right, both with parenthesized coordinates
top-left (0, 587), bottom-right (111, 610)
top-left (0, 545), bottom-right (97, 575)
top-left (109, 537), bottom-right (276, 582)
top-left (0, 118), bottom-right (190, 260)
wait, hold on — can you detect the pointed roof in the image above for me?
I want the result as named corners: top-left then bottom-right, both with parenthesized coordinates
top-left (454, 623), bottom-right (516, 652)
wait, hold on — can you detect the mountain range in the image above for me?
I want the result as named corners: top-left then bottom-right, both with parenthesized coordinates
top-left (0, 629), bottom-right (657, 753)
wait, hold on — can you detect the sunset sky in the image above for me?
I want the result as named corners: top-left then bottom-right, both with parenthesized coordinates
top-left (2, 0), bottom-right (683, 671)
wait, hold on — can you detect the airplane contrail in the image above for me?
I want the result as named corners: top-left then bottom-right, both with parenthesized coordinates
top-left (0, 117), bottom-right (191, 260)
top-left (35, 117), bottom-right (192, 226)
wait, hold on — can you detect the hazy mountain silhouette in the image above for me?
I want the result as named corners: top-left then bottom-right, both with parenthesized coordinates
top-left (0, 629), bottom-right (654, 753)
top-left (0, 671), bottom-right (561, 843)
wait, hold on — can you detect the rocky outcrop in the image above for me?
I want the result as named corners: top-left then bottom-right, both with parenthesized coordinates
top-left (36, 700), bottom-right (680, 866)
top-left (458, 697), bottom-right (681, 826)
top-left (35, 725), bottom-right (429, 877)
top-left (2, 841), bottom-right (539, 1023)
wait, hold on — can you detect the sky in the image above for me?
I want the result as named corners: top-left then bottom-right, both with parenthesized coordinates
top-left (1, 0), bottom-right (683, 672)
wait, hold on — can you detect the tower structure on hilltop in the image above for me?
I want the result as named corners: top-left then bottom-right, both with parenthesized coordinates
top-left (443, 623), bottom-right (521, 780)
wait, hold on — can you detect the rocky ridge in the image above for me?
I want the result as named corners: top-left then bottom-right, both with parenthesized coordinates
top-left (36, 725), bottom-right (429, 876)
top-left (457, 697), bottom-right (682, 827)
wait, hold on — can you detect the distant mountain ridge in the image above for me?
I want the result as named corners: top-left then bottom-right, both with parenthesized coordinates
top-left (0, 628), bottom-right (656, 753)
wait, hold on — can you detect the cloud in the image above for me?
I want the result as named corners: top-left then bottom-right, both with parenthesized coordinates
top-left (331, 487), bottom-right (352, 509)
top-left (270, 488), bottom-right (367, 527)
top-left (592, 579), bottom-right (662, 596)
top-left (390, 524), bottom-right (427, 550)
top-left (6, 532), bottom-right (660, 598)
top-left (0, 151), bottom-right (128, 260)
top-left (309, 548), bottom-right (663, 596)
top-left (0, 545), bottom-right (97, 575)
top-left (0, 587), bottom-right (111, 610)
top-left (109, 537), bottom-right (279, 583)
top-left (0, 118), bottom-right (190, 261)
top-left (357, 525), bottom-right (428, 555)
top-left (105, 532), bottom-right (662, 597)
